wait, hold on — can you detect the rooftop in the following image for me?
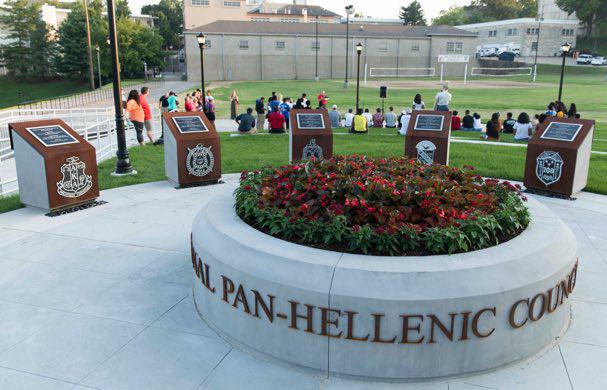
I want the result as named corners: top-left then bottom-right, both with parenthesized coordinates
top-left (248, 4), bottom-right (340, 18)
top-left (458, 17), bottom-right (579, 29)
top-left (187, 20), bottom-right (478, 38)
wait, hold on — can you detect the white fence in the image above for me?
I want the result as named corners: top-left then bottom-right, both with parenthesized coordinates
top-left (0, 107), bottom-right (162, 197)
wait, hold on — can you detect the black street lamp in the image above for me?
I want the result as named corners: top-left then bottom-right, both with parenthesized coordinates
top-left (107, 0), bottom-right (134, 176)
top-left (558, 42), bottom-right (572, 102)
top-left (197, 32), bottom-right (206, 110)
top-left (355, 42), bottom-right (363, 112)
top-left (344, 5), bottom-right (354, 89)
top-left (315, 15), bottom-right (319, 82)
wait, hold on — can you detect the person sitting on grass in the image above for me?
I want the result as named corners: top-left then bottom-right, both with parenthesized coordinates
top-left (461, 110), bottom-right (474, 131)
top-left (412, 94), bottom-right (425, 110)
top-left (535, 113), bottom-right (548, 132)
top-left (372, 108), bottom-right (384, 128)
top-left (329, 105), bottom-right (341, 128)
top-left (451, 110), bottom-right (461, 131)
top-left (385, 107), bottom-right (398, 129)
top-left (344, 108), bottom-right (354, 128)
top-left (398, 109), bottom-right (411, 135)
top-left (267, 108), bottom-right (286, 134)
top-left (513, 112), bottom-right (534, 141)
top-left (567, 103), bottom-right (577, 118)
top-left (545, 103), bottom-right (557, 116)
top-left (484, 112), bottom-right (502, 141)
top-left (351, 108), bottom-right (368, 134)
top-left (235, 108), bottom-right (257, 134)
top-left (556, 101), bottom-right (567, 118)
top-left (502, 112), bottom-right (516, 134)
top-left (473, 113), bottom-right (483, 132)
top-left (304, 100), bottom-right (312, 109)
top-left (532, 114), bottom-right (540, 128)
top-left (363, 108), bottom-right (373, 127)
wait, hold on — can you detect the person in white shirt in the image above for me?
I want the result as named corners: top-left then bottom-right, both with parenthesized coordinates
top-left (344, 108), bottom-right (355, 127)
top-left (363, 108), bottom-right (373, 126)
top-left (398, 110), bottom-right (411, 135)
top-left (513, 112), bottom-right (534, 141)
top-left (435, 83), bottom-right (452, 111)
top-left (473, 113), bottom-right (483, 131)
top-left (412, 94), bottom-right (425, 110)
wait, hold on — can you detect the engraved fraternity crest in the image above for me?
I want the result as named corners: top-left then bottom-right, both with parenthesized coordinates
top-left (415, 140), bottom-right (437, 165)
top-left (56, 156), bottom-right (92, 198)
top-left (302, 139), bottom-right (323, 160)
top-left (186, 143), bottom-right (214, 177)
top-left (536, 151), bottom-right (564, 186)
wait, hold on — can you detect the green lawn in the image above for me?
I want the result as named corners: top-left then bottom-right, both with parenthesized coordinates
top-left (0, 76), bottom-right (91, 109)
top-left (2, 64), bottom-right (606, 214)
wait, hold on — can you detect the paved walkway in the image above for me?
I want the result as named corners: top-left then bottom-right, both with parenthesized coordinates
top-left (0, 175), bottom-right (606, 389)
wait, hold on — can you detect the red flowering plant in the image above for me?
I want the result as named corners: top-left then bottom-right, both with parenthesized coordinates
top-left (235, 155), bottom-right (529, 256)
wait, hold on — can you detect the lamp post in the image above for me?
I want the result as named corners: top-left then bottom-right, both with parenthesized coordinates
top-left (315, 15), bottom-right (319, 82)
top-left (83, 0), bottom-right (95, 90)
top-left (558, 42), bottom-right (572, 102)
top-left (355, 42), bottom-right (363, 112)
top-left (107, 0), bottom-right (134, 176)
top-left (532, 15), bottom-right (544, 82)
top-left (344, 5), bottom-right (354, 89)
top-left (95, 45), bottom-right (101, 88)
top-left (143, 61), bottom-right (147, 82)
top-left (197, 32), bottom-right (206, 110)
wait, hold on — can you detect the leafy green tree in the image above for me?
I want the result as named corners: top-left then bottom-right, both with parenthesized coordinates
top-left (0, 0), bottom-right (55, 78)
top-left (141, 0), bottom-right (183, 49)
top-left (434, 0), bottom-right (536, 26)
top-left (399, 1), bottom-right (427, 26)
top-left (432, 6), bottom-right (468, 25)
top-left (116, 17), bottom-right (165, 78)
top-left (556, 0), bottom-right (607, 38)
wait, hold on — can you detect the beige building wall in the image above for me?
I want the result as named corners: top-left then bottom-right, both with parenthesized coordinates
top-left (184, 32), bottom-right (477, 82)
top-left (184, 0), bottom-right (248, 30)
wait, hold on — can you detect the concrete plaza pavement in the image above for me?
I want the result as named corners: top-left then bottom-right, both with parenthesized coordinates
top-left (0, 175), bottom-right (607, 389)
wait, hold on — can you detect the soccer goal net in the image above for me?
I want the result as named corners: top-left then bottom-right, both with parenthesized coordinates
top-left (470, 67), bottom-right (534, 77)
top-left (369, 67), bottom-right (436, 78)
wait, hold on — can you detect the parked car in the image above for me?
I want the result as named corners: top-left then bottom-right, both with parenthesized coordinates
top-left (577, 54), bottom-right (594, 65)
top-left (591, 57), bottom-right (607, 66)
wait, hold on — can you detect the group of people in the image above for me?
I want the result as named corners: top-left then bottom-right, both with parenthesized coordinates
top-left (123, 87), bottom-right (156, 146)
top-left (451, 100), bottom-right (579, 142)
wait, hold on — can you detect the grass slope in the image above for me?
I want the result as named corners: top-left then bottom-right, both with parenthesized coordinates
top-left (0, 77), bottom-right (91, 109)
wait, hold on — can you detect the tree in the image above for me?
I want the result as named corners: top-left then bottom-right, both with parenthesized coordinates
top-left (433, 0), bottom-right (536, 26)
top-left (556, 0), bottom-right (607, 38)
top-left (116, 17), bottom-right (165, 78)
top-left (432, 6), bottom-right (468, 26)
top-left (116, 0), bottom-right (131, 18)
top-left (399, 1), bottom-right (427, 26)
top-left (141, 0), bottom-right (183, 49)
top-left (0, 0), bottom-right (56, 78)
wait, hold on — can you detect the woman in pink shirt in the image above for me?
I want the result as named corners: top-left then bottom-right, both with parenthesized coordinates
top-left (126, 90), bottom-right (145, 145)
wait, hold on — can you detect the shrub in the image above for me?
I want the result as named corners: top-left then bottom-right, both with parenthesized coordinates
top-left (235, 155), bottom-right (530, 256)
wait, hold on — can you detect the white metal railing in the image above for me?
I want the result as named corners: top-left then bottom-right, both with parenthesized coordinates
top-left (0, 107), bottom-right (162, 198)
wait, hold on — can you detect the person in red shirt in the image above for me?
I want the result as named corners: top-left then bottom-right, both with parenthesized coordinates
top-left (184, 96), bottom-right (195, 112)
top-left (451, 110), bottom-right (461, 131)
top-left (140, 87), bottom-right (156, 144)
top-left (317, 90), bottom-right (329, 108)
top-left (267, 110), bottom-right (286, 134)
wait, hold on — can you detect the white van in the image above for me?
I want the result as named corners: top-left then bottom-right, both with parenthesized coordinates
top-left (577, 54), bottom-right (593, 65)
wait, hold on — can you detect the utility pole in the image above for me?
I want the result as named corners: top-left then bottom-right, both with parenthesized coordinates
top-left (83, 0), bottom-right (95, 90)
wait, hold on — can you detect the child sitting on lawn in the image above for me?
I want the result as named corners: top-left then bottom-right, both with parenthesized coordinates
top-left (461, 110), bottom-right (474, 131)
top-left (484, 112), bottom-right (502, 141)
top-left (451, 110), bottom-right (461, 131)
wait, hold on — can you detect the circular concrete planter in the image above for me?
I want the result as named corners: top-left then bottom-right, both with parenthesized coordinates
top-left (191, 187), bottom-right (578, 380)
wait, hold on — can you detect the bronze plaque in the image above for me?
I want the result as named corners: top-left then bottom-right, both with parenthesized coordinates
top-left (289, 109), bottom-right (333, 162)
top-left (524, 117), bottom-right (595, 197)
top-left (9, 119), bottom-right (99, 211)
top-left (405, 111), bottom-right (452, 165)
top-left (162, 111), bottom-right (221, 186)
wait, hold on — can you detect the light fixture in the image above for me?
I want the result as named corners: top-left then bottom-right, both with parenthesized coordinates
top-left (356, 42), bottom-right (363, 53)
top-left (345, 5), bottom-right (354, 15)
top-left (561, 42), bottom-right (572, 54)
top-left (197, 32), bottom-right (206, 47)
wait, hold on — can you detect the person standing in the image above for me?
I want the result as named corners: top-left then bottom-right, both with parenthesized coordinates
top-left (167, 91), bottom-right (179, 112)
top-left (206, 97), bottom-right (216, 129)
top-left (255, 97), bottom-right (266, 129)
top-left (184, 96), bottom-right (195, 112)
top-left (159, 92), bottom-right (169, 113)
top-left (434, 84), bottom-right (452, 111)
top-left (280, 98), bottom-right (291, 129)
top-left (230, 90), bottom-right (239, 120)
top-left (140, 87), bottom-right (156, 144)
top-left (317, 90), bottom-right (329, 108)
top-left (126, 90), bottom-right (145, 146)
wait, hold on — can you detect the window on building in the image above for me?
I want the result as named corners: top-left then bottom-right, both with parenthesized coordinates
top-left (507, 28), bottom-right (518, 36)
top-left (311, 41), bottom-right (320, 51)
top-left (531, 42), bottom-right (538, 50)
top-left (239, 40), bottom-right (249, 50)
top-left (411, 43), bottom-right (420, 52)
top-left (379, 43), bottom-right (388, 53)
top-left (446, 42), bottom-right (463, 54)
top-left (280, 18), bottom-right (300, 23)
top-left (562, 28), bottom-right (574, 36)
top-left (488, 30), bottom-right (497, 37)
top-left (223, 1), bottom-right (240, 6)
top-left (526, 27), bottom-right (540, 35)
top-left (205, 39), bottom-right (212, 49)
top-left (191, 0), bottom-right (209, 5)
top-left (275, 41), bottom-right (285, 50)
top-left (251, 17), bottom-right (270, 22)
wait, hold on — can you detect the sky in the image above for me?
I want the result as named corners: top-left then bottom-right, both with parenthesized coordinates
top-left (128, 0), bottom-right (472, 20)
